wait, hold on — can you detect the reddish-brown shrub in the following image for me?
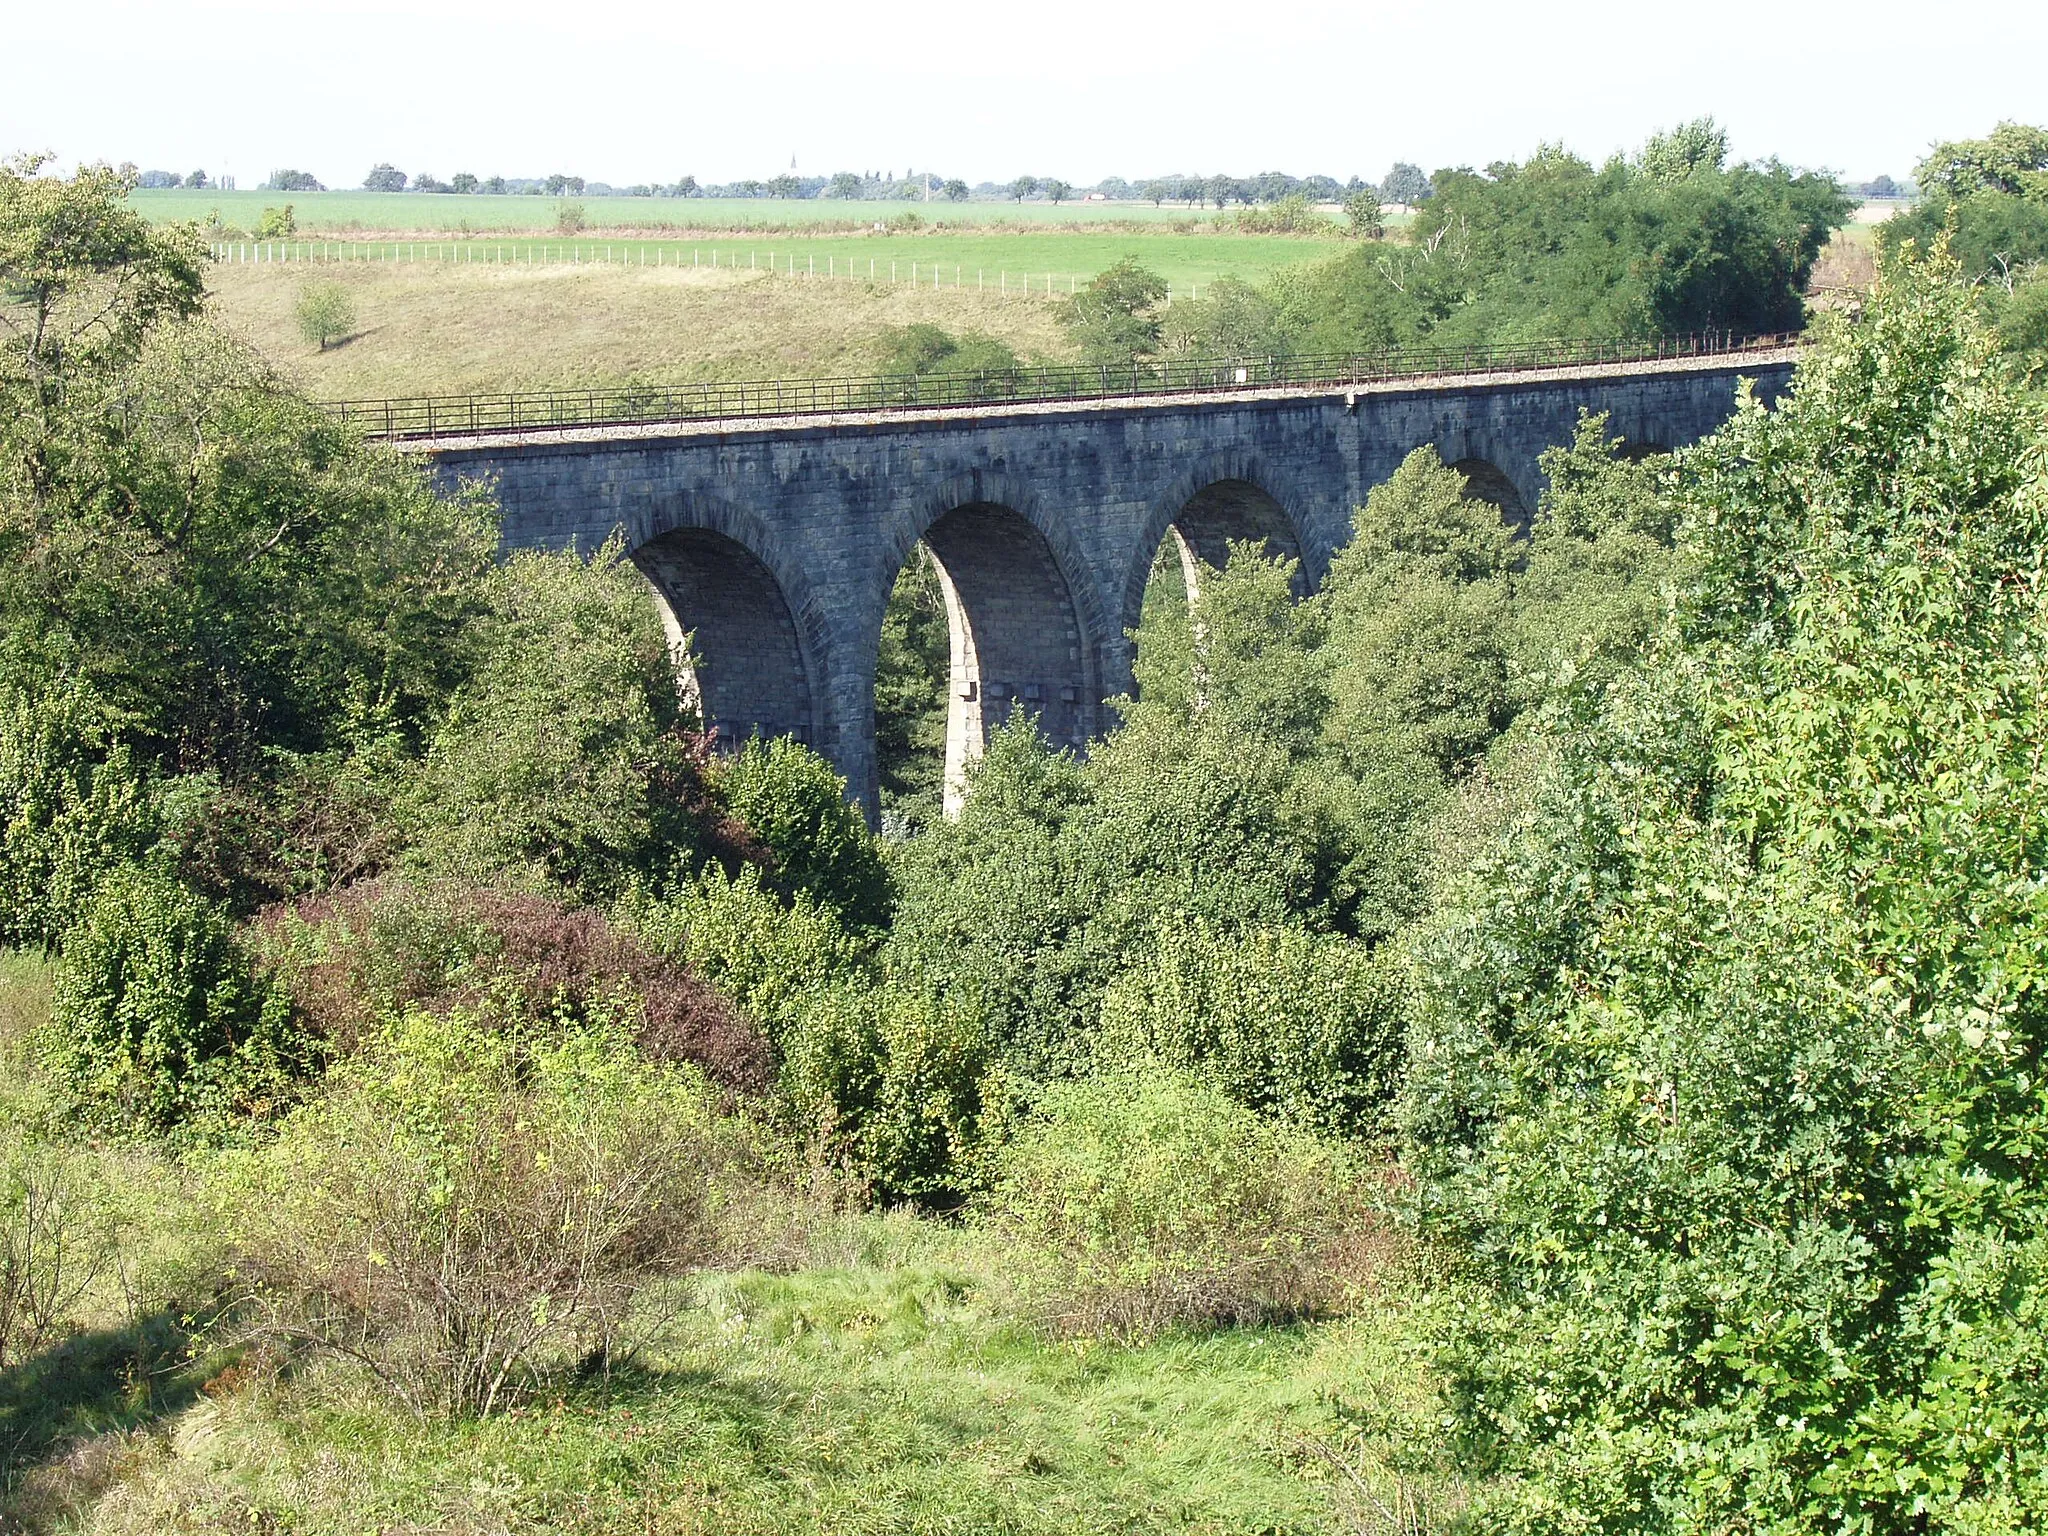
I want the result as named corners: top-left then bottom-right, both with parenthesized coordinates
top-left (255, 880), bottom-right (772, 1094)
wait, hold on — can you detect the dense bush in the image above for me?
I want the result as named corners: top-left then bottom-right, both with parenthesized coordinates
top-left (1403, 248), bottom-right (2048, 1532)
top-left (43, 867), bottom-right (304, 1132)
top-left (403, 540), bottom-right (724, 904)
top-left (1271, 135), bottom-right (1848, 355)
top-left (778, 980), bottom-right (993, 1200)
top-left (979, 1071), bottom-right (1379, 1339)
top-left (258, 879), bottom-right (771, 1092)
top-left (1097, 921), bottom-right (1407, 1135)
top-left (0, 671), bottom-right (154, 949)
top-left (715, 736), bottom-right (890, 929)
top-left (222, 1012), bottom-right (737, 1415)
top-left (621, 861), bottom-right (868, 1046)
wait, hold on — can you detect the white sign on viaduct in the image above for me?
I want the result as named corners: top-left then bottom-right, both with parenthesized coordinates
top-left (411, 350), bottom-right (1797, 817)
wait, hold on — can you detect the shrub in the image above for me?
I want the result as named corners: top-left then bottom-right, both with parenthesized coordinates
top-left (779, 981), bottom-right (993, 1200)
top-left (979, 1071), bottom-right (1379, 1339)
top-left (0, 672), bottom-right (155, 949)
top-left (1097, 922), bottom-right (1407, 1135)
top-left (0, 1136), bottom-right (116, 1369)
top-left (43, 867), bottom-right (304, 1132)
top-left (257, 879), bottom-right (771, 1093)
top-left (621, 861), bottom-right (868, 1045)
top-left (220, 1013), bottom-right (734, 1415)
top-left (293, 281), bottom-right (353, 350)
top-left (716, 737), bottom-right (891, 929)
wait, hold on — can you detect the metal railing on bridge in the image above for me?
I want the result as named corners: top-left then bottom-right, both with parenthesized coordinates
top-left (328, 332), bottom-right (1801, 441)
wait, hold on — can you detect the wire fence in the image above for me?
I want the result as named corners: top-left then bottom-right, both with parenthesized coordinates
top-left (329, 332), bottom-right (1801, 441)
top-left (209, 238), bottom-right (1105, 297)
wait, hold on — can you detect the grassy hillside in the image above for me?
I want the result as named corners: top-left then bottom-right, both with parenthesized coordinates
top-left (207, 263), bottom-right (1077, 399)
top-left (0, 954), bottom-right (1460, 1536)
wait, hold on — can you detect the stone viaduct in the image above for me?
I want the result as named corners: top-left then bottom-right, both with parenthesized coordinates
top-left (413, 350), bottom-right (1797, 816)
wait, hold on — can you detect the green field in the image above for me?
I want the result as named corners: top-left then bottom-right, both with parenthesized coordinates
top-left (132, 187), bottom-right (1260, 232)
top-left (203, 229), bottom-right (1342, 293)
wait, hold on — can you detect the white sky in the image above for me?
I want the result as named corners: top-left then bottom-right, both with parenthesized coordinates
top-left (11, 0), bottom-right (2045, 189)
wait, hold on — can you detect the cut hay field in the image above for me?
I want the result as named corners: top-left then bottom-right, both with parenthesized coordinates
top-left (206, 262), bottom-right (1079, 400)
top-left (132, 187), bottom-right (1268, 232)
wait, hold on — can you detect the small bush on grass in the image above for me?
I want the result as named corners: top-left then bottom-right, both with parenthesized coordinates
top-left (979, 1070), bottom-right (1382, 1340)
top-left (779, 980), bottom-right (995, 1202)
top-left (218, 1011), bottom-right (739, 1416)
top-left (256, 879), bottom-right (772, 1093)
top-left (293, 280), bottom-right (352, 350)
top-left (43, 867), bottom-right (306, 1134)
top-left (0, 1135), bottom-right (118, 1369)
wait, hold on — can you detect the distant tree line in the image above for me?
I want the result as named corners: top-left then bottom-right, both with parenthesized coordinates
top-left (135, 168), bottom-right (229, 190)
top-left (133, 160), bottom-right (1443, 205)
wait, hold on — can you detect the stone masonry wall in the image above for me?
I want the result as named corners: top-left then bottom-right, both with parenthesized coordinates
top-left (425, 357), bottom-right (1795, 814)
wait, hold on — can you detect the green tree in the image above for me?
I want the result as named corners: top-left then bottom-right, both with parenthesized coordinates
top-left (1405, 246), bottom-right (2048, 1533)
top-left (44, 866), bottom-right (301, 1131)
top-left (716, 735), bottom-right (890, 929)
top-left (403, 539), bottom-right (705, 905)
top-left (942, 178), bottom-right (968, 202)
top-left (873, 549), bottom-right (950, 830)
top-left (1916, 120), bottom-right (2048, 199)
top-left (1634, 115), bottom-right (1729, 182)
top-left (1044, 178), bottom-right (1072, 205)
top-left (873, 323), bottom-right (1020, 380)
top-left (1159, 276), bottom-right (1288, 358)
top-left (826, 172), bottom-right (862, 199)
top-left (1059, 258), bottom-right (1169, 363)
top-left (450, 172), bottom-right (478, 194)
top-left (1380, 162), bottom-right (1430, 206)
top-left (1343, 190), bottom-right (1383, 238)
top-left (293, 280), bottom-right (354, 349)
top-left (1009, 175), bottom-right (1038, 201)
top-left (0, 671), bottom-right (154, 949)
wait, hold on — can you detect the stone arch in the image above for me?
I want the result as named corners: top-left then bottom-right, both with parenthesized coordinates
top-left (629, 503), bottom-right (822, 750)
top-left (1125, 454), bottom-right (1320, 638)
top-left (1448, 456), bottom-right (1531, 529)
top-left (882, 477), bottom-right (1104, 816)
top-left (1167, 478), bottom-right (1308, 602)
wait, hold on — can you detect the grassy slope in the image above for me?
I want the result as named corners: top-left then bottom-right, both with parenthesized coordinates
top-left (60, 1260), bottom-right (1445, 1535)
top-left (208, 264), bottom-right (1077, 399)
top-left (0, 964), bottom-right (1463, 1535)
